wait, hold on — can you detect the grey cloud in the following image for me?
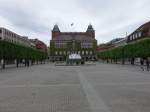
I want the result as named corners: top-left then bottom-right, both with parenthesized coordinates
top-left (0, 0), bottom-right (150, 45)
top-left (0, 5), bottom-right (49, 34)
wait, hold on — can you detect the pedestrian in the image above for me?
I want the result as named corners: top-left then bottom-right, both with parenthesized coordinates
top-left (140, 58), bottom-right (144, 71)
top-left (146, 58), bottom-right (150, 71)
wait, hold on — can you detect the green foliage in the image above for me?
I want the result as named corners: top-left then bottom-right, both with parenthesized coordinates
top-left (0, 41), bottom-right (47, 60)
top-left (93, 40), bottom-right (97, 49)
top-left (98, 38), bottom-right (150, 59)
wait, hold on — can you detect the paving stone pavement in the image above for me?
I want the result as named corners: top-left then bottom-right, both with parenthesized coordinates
top-left (0, 63), bottom-right (150, 112)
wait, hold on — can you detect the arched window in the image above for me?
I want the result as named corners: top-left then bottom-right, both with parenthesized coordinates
top-left (90, 51), bottom-right (93, 55)
top-left (86, 51), bottom-right (88, 55)
top-left (63, 51), bottom-right (66, 55)
top-left (78, 51), bottom-right (80, 54)
top-left (82, 51), bottom-right (84, 55)
top-left (59, 51), bottom-right (62, 55)
top-left (55, 51), bottom-right (58, 55)
top-left (138, 32), bottom-right (142, 37)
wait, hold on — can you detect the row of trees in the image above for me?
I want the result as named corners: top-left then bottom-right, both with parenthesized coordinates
top-left (0, 41), bottom-right (47, 69)
top-left (98, 38), bottom-right (150, 64)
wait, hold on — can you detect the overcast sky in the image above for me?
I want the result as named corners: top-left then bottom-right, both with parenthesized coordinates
top-left (0, 0), bottom-right (150, 45)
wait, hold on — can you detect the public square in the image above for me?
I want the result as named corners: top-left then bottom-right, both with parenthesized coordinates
top-left (0, 63), bottom-right (150, 112)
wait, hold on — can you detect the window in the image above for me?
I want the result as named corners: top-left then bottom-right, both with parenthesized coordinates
top-left (136, 33), bottom-right (138, 38)
top-left (86, 51), bottom-right (88, 55)
top-left (78, 51), bottom-right (80, 54)
top-left (55, 42), bottom-right (66, 48)
top-left (138, 32), bottom-right (142, 37)
top-left (90, 51), bottom-right (93, 55)
top-left (82, 51), bottom-right (84, 55)
top-left (59, 51), bottom-right (62, 55)
top-left (55, 51), bottom-right (58, 55)
top-left (131, 35), bottom-right (133, 40)
top-left (133, 34), bottom-right (135, 39)
top-left (81, 42), bottom-right (93, 48)
top-left (63, 51), bottom-right (66, 55)
top-left (0, 29), bottom-right (2, 33)
top-left (135, 34), bottom-right (136, 38)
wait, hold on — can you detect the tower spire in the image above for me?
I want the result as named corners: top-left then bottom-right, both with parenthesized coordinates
top-left (86, 24), bottom-right (94, 32)
top-left (52, 24), bottom-right (60, 38)
top-left (86, 24), bottom-right (95, 38)
top-left (52, 24), bottom-right (60, 32)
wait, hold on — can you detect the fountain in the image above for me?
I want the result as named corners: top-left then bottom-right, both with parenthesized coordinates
top-left (66, 53), bottom-right (84, 65)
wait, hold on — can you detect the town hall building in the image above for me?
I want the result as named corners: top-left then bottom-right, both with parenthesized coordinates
top-left (50, 24), bottom-right (97, 61)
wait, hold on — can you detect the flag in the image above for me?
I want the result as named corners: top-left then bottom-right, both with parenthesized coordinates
top-left (71, 23), bottom-right (74, 26)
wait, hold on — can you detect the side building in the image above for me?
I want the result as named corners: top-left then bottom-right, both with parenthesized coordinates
top-left (0, 27), bottom-right (34, 47)
top-left (97, 38), bottom-right (127, 52)
top-left (107, 38), bottom-right (127, 48)
top-left (127, 21), bottom-right (150, 43)
top-left (50, 24), bottom-right (97, 61)
top-left (29, 39), bottom-right (47, 52)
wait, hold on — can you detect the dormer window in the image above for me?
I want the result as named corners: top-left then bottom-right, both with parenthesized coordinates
top-left (138, 32), bottom-right (142, 37)
top-left (135, 33), bottom-right (137, 39)
top-left (130, 35), bottom-right (132, 40)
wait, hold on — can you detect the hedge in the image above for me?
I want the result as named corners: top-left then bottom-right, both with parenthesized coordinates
top-left (0, 41), bottom-right (47, 60)
top-left (98, 38), bottom-right (150, 59)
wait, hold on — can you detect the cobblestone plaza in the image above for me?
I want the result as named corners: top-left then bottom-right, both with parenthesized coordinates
top-left (0, 63), bottom-right (150, 112)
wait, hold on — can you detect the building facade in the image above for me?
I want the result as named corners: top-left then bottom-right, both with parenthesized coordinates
top-left (29, 39), bottom-right (47, 52)
top-left (97, 43), bottom-right (114, 52)
top-left (50, 24), bottom-right (97, 61)
top-left (127, 21), bottom-right (150, 43)
top-left (97, 38), bottom-right (127, 52)
top-left (112, 38), bottom-right (127, 47)
top-left (107, 38), bottom-right (124, 45)
top-left (0, 27), bottom-right (34, 47)
top-left (108, 38), bottom-right (127, 48)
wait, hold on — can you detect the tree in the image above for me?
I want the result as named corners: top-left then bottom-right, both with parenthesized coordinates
top-left (0, 41), bottom-right (47, 69)
top-left (98, 38), bottom-right (150, 64)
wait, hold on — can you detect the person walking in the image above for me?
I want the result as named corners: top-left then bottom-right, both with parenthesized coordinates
top-left (146, 58), bottom-right (150, 71)
top-left (140, 58), bottom-right (144, 71)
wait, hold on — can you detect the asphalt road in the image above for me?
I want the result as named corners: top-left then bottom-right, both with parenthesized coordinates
top-left (0, 63), bottom-right (150, 112)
